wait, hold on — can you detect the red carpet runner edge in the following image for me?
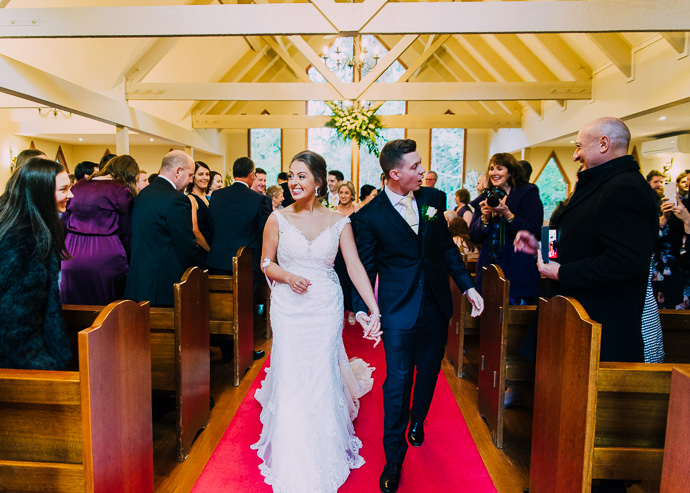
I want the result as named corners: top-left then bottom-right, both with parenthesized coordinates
top-left (192, 320), bottom-right (497, 493)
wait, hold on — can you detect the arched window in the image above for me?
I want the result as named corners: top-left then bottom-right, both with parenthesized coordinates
top-left (534, 152), bottom-right (571, 223)
top-left (431, 128), bottom-right (466, 210)
top-left (249, 128), bottom-right (281, 186)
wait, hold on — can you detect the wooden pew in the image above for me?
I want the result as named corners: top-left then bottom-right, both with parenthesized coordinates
top-left (0, 300), bottom-right (153, 493)
top-left (477, 264), bottom-right (536, 448)
top-left (445, 279), bottom-right (480, 378)
top-left (63, 266), bottom-right (210, 462)
top-left (660, 367), bottom-right (690, 492)
top-left (529, 295), bottom-right (690, 492)
top-left (657, 309), bottom-right (690, 363)
top-left (209, 246), bottom-right (254, 386)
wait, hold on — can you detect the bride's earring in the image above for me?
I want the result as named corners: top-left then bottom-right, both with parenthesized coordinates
top-left (315, 187), bottom-right (319, 197)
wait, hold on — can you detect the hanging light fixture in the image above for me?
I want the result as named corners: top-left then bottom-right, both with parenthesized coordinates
top-left (38, 107), bottom-right (72, 119)
top-left (322, 36), bottom-right (380, 76)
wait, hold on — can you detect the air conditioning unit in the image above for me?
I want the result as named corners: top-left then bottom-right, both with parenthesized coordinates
top-left (641, 134), bottom-right (690, 157)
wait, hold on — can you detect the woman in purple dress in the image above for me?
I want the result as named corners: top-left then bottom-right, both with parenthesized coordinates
top-left (60, 155), bottom-right (139, 305)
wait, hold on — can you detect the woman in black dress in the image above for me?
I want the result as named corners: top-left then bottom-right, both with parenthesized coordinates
top-left (187, 161), bottom-right (213, 268)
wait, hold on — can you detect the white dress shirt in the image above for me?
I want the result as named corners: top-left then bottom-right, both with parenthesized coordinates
top-left (384, 186), bottom-right (419, 225)
top-left (328, 190), bottom-right (340, 207)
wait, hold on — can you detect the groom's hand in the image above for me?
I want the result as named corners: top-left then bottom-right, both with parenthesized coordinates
top-left (356, 311), bottom-right (383, 347)
top-left (465, 288), bottom-right (484, 317)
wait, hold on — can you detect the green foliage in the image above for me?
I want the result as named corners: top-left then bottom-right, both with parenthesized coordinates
top-left (325, 101), bottom-right (385, 156)
top-left (535, 158), bottom-right (568, 222)
top-left (431, 128), bottom-right (465, 210)
top-left (250, 128), bottom-right (281, 185)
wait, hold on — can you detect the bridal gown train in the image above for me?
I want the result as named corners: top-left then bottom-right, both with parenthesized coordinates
top-left (251, 211), bottom-right (374, 493)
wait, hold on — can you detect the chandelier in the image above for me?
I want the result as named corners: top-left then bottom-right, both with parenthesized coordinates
top-left (38, 107), bottom-right (72, 119)
top-left (322, 36), bottom-right (380, 77)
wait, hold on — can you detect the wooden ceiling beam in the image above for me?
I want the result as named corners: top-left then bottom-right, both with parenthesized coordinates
top-left (1, 2), bottom-right (689, 38)
top-left (193, 113), bottom-right (522, 129)
top-left (660, 32), bottom-right (688, 55)
top-left (588, 33), bottom-right (634, 78)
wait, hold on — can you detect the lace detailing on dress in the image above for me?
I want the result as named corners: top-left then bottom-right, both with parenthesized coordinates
top-left (251, 210), bottom-right (373, 493)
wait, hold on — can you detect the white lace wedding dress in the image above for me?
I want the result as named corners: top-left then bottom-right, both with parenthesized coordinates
top-left (251, 211), bottom-right (375, 493)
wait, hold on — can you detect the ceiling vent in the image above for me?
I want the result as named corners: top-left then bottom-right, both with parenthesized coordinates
top-left (641, 134), bottom-right (690, 157)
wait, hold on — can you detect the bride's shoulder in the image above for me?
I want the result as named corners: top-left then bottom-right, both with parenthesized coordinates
top-left (325, 208), bottom-right (349, 225)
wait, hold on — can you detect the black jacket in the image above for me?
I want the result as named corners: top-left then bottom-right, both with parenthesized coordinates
top-left (0, 227), bottom-right (71, 369)
top-left (207, 182), bottom-right (271, 273)
top-left (125, 177), bottom-right (198, 307)
top-left (352, 186), bottom-right (474, 330)
top-left (555, 155), bottom-right (658, 362)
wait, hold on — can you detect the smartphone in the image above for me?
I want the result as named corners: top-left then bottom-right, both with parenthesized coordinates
top-left (540, 226), bottom-right (557, 263)
top-left (663, 182), bottom-right (677, 205)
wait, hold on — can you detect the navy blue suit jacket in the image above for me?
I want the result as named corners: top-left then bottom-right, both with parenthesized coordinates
top-left (207, 182), bottom-right (271, 274)
top-left (352, 186), bottom-right (474, 330)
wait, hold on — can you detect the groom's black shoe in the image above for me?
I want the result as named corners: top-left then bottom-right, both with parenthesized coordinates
top-left (408, 422), bottom-right (424, 447)
top-left (379, 463), bottom-right (401, 493)
top-left (253, 350), bottom-right (265, 361)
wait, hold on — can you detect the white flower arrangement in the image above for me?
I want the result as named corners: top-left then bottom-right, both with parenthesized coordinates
top-left (324, 101), bottom-right (385, 156)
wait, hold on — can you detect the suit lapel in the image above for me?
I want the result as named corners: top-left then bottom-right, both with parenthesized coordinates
top-left (379, 191), bottom-right (421, 250)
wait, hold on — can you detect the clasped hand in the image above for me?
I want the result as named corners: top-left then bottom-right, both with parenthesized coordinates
top-left (356, 312), bottom-right (383, 348)
top-left (287, 274), bottom-right (311, 294)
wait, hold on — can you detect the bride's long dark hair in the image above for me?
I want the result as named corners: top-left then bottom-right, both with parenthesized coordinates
top-left (291, 150), bottom-right (329, 200)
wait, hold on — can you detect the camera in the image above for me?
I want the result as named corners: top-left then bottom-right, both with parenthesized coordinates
top-left (483, 186), bottom-right (507, 208)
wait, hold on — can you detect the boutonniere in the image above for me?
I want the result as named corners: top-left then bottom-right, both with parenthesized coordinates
top-left (421, 204), bottom-right (438, 222)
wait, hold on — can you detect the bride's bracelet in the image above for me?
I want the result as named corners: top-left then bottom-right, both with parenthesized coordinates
top-left (261, 257), bottom-right (272, 269)
top-left (370, 313), bottom-right (381, 318)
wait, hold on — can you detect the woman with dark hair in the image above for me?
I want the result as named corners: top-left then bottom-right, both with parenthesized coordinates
top-left (469, 153), bottom-right (543, 303)
top-left (60, 154), bottom-right (139, 305)
top-left (187, 161), bottom-right (212, 267)
top-left (359, 183), bottom-right (377, 206)
top-left (449, 217), bottom-right (477, 254)
top-left (207, 170), bottom-right (223, 198)
top-left (0, 159), bottom-right (73, 369)
top-left (252, 150), bottom-right (381, 491)
top-left (454, 188), bottom-right (473, 225)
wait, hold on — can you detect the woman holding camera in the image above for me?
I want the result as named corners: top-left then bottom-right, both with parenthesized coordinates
top-left (469, 153), bottom-right (543, 303)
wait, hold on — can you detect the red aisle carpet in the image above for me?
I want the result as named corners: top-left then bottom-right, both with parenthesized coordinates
top-left (192, 321), bottom-right (497, 492)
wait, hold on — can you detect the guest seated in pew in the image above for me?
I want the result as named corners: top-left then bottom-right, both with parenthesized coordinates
top-left (0, 158), bottom-right (73, 369)
top-left (469, 152), bottom-right (543, 305)
top-left (448, 217), bottom-right (477, 255)
top-left (515, 117), bottom-right (658, 363)
top-left (125, 150), bottom-right (198, 307)
top-left (61, 155), bottom-right (139, 305)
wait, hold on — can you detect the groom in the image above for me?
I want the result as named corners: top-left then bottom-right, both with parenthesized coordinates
top-left (352, 139), bottom-right (484, 493)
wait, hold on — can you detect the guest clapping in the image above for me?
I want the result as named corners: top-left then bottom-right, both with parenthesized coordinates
top-left (0, 159), bottom-right (73, 369)
top-left (469, 153), bottom-right (543, 303)
top-left (187, 161), bottom-right (212, 268)
top-left (61, 155), bottom-right (139, 305)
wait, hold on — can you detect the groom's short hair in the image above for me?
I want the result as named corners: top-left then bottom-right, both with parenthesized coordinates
top-left (380, 139), bottom-right (417, 178)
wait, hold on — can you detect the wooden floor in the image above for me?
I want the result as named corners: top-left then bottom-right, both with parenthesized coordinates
top-left (151, 331), bottom-right (655, 493)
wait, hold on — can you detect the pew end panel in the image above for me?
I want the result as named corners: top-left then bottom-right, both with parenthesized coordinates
top-left (477, 264), bottom-right (536, 449)
top-left (529, 295), bottom-right (602, 493)
top-left (660, 367), bottom-right (690, 493)
top-left (234, 246), bottom-right (255, 383)
top-left (79, 300), bottom-right (153, 493)
top-left (174, 266), bottom-right (211, 462)
top-left (0, 300), bottom-right (154, 493)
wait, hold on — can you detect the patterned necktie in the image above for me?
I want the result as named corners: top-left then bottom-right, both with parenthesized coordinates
top-left (400, 195), bottom-right (419, 234)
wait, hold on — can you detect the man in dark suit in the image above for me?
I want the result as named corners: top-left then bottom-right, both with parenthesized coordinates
top-left (125, 150), bottom-right (197, 307)
top-left (352, 139), bottom-right (484, 493)
top-left (208, 157), bottom-right (271, 360)
top-left (516, 117), bottom-right (658, 363)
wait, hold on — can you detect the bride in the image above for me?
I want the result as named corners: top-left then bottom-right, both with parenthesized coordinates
top-left (251, 150), bottom-right (382, 492)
